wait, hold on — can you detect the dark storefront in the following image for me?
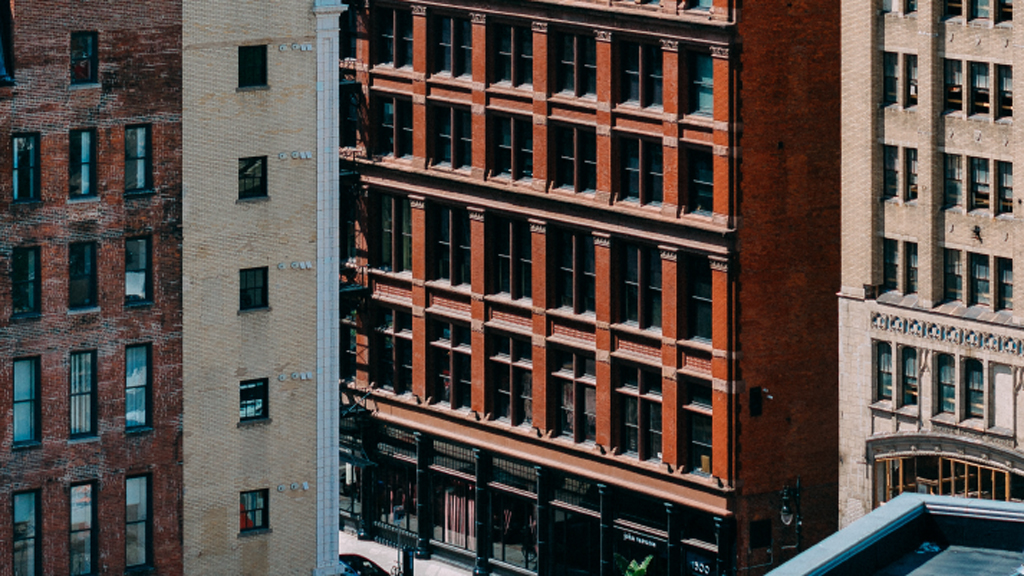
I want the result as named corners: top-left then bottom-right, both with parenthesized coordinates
top-left (339, 423), bottom-right (734, 576)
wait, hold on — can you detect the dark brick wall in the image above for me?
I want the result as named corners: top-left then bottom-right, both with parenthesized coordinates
top-left (0, 1), bottom-right (182, 574)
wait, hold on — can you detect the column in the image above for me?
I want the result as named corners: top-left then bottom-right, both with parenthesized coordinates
top-left (471, 12), bottom-right (488, 180)
top-left (665, 503), bottom-right (679, 576)
top-left (660, 247), bottom-right (681, 468)
top-left (535, 466), bottom-right (550, 576)
top-left (710, 46), bottom-right (733, 223)
top-left (715, 516), bottom-right (735, 576)
top-left (593, 233), bottom-right (614, 448)
top-left (410, 197), bottom-right (429, 399)
top-left (709, 255), bottom-right (733, 482)
top-left (531, 22), bottom-right (550, 192)
top-left (414, 432), bottom-right (433, 558)
top-left (598, 484), bottom-right (613, 576)
top-left (470, 208), bottom-right (488, 415)
top-left (530, 220), bottom-right (550, 432)
top-left (411, 5), bottom-right (429, 168)
top-left (661, 40), bottom-right (682, 217)
top-left (595, 30), bottom-right (614, 205)
top-left (474, 449), bottom-right (492, 576)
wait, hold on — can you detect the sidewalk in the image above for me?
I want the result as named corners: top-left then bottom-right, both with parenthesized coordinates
top-left (339, 530), bottom-right (473, 576)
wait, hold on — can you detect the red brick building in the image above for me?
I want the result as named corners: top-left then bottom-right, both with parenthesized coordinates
top-left (335, 0), bottom-right (840, 574)
top-left (0, 1), bottom-right (182, 575)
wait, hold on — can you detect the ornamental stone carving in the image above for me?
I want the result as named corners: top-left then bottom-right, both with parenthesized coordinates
top-left (871, 311), bottom-right (1024, 359)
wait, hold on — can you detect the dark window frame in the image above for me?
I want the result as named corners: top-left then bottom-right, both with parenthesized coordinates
top-left (435, 206), bottom-right (472, 286)
top-left (936, 354), bottom-right (956, 414)
top-left (376, 95), bottom-right (414, 158)
top-left (882, 238), bottom-right (898, 292)
top-left (490, 334), bottom-right (533, 426)
top-left (240, 378), bottom-right (269, 421)
top-left (434, 15), bottom-right (472, 78)
top-left (882, 52), bottom-right (899, 106)
top-left (239, 267), bottom-right (269, 310)
top-left (553, 124), bottom-right (597, 193)
top-left (69, 483), bottom-right (95, 576)
top-left (621, 243), bottom-right (662, 330)
top-left (905, 54), bottom-right (918, 107)
top-left (493, 115), bottom-right (533, 181)
top-left (944, 248), bottom-right (963, 302)
top-left (621, 41), bottom-right (663, 108)
top-left (125, 236), bottom-right (152, 303)
top-left (969, 252), bottom-right (991, 306)
top-left (238, 156), bottom-right (268, 199)
top-left (551, 349), bottom-right (597, 444)
top-left (905, 147), bottom-right (919, 200)
top-left (997, 65), bottom-right (1013, 119)
top-left (12, 246), bottom-right (41, 316)
top-left (432, 318), bottom-right (473, 409)
top-left (944, 59), bottom-right (963, 112)
top-left (876, 341), bottom-right (893, 401)
top-left (69, 350), bottom-right (97, 437)
top-left (970, 61), bottom-right (991, 116)
top-left (554, 229), bottom-right (596, 314)
top-left (997, 161), bottom-right (1013, 214)
top-left (13, 491), bottom-right (41, 576)
top-left (555, 32), bottom-right (596, 97)
top-left (69, 242), bottom-right (98, 309)
top-left (125, 344), bottom-right (151, 429)
top-left (377, 9), bottom-right (413, 68)
top-left (687, 148), bottom-right (714, 214)
top-left (944, 153), bottom-right (963, 208)
top-left (125, 125), bottom-right (152, 193)
top-left (621, 136), bottom-right (663, 205)
top-left (617, 364), bottom-right (663, 462)
top-left (13, 357), bottom-right (40, 444)
top-left (432, 105), bottom-right (473, 169)
top-left (901, 347), bottom-right (918, 406)
top-left (376, 308), bottom-right (413, 394)
top-left (964, 358), bottom-right (984, 419)
top-left (238, 45), bottom-right (268, 88)
top-left (69, 129), bottom-right (96, 198)
top-left (493, 217), bottom-right (532, 300)
top-left (240, 489), bottom-right (269, 532)
top-left (493, 23), bottom-right (533, 87)
top-left (12, 133), bottom-right (40, 202)
top-left (882, 145), bottom-right (898, 199)
top-left (688, 52), bottom-right (714, 116)
top-left (688, 256), bottom-right (713, 341)
top-left (70, 31), bottom-right (98, 85)
top-left (997, 257), bottom-right (1013, 311)
top-left (125, 476), bottom-right (151, 569)
top-left (905, 242), bottom-right (919, 294)
top-left (378, 194), bottom-right (412, 273)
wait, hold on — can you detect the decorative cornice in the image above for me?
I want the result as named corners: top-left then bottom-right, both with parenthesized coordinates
top-left (411, 4), bottom-right (427, 15)
top-left (870, 311), bottom-right (1024, 357)
top-left (592, 233), bottom-right (612, 248)
top-left (710, 45), bottom-right (730, 59)
top-left (531, 22), bottom-right (548, 33)
top-left (408, 196), bottom-right (426, 210)
top-left (709, 255), bottom-right (729, 273)
top-left (470, 12), bottom-right (486, 24)
top-left (658, 246), bottom-right (678, 262)
top-left (660, 39), bottom-right (679, 52)
top-left (468, 208), bottom-right (486, 221)
top-left (594, 30), bottom-right (613, 43)
top-left (528, 218), bottom-right (546, 234)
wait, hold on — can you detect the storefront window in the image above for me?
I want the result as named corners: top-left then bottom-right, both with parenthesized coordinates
top-left (875, 454), bottom-right (1024, 506)
top-left (432, 475), bottom-right (476, 550)
top-left (340, 464), bottom-right (363, 519)
top-left (491, 492), bottom-right (538, 571)
top-left (376, 464), bottom-right (418, 534)
top-left (613, 528), bottom-right (667, 576)
top-left (552, 508), bottom-right (600, 576)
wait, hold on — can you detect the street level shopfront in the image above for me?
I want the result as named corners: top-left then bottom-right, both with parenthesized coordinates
top-left (340, 423), bottom-right (732, 576)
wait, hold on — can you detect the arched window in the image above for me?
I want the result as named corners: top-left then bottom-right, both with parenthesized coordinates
top-left (876, 342), bottom-right (893, 401)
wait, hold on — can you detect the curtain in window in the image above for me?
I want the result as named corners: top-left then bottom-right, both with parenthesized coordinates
top-left (126, 347), bottom-right (148, 427)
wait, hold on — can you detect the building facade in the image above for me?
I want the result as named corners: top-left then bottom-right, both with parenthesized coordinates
top-left (840, 0), bottom-right (1024, 527)
top-left (338, 0), bottom-right (841, 574)
top-left (0, 0), bottom-right (183, 574)
top-left (181, 0), bottom-right (347, 574)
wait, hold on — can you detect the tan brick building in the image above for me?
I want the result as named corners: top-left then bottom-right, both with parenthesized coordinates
top-left (840, 0), bottom-right (1024, 527)
top-left (182, 0), bottom-right (346, 573)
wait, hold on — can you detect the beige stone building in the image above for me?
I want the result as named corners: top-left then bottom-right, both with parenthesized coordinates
top-left (841, 0), bottom-right (1024, 527)
top-left (182, 0), bottom-right (345, 573)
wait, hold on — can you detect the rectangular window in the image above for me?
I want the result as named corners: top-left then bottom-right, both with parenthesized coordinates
top-left (433, 106), bottom-right (472, 169)
top-left (12, 134), bottom-right (40, 202)
top-left (972, 0), bottom-right (992, 18)
top-left (883, 52), bottom-right (898, 105)
top-left (378, 9), bottom-right (413, 68)
top-left (491, 335), bottom-right (533, 426)
top-left (901, 347), bottom-right (918, 406)
top-left (340, 6), bottom-right (358, 61)
top-left (688, 149), bottom-right (714, 214)
top-left (965, 359), bottom-right (984, 418)
top-left (12, 247), bottom-right (41, 316)
top-left (240, 489), bottom-right (268, 532)
top-left (554, 125), bottom-right (596, 193)
top-left (494, 116), bottom-right (533, 180)
top-left (435, 16), bottom-right (472, 77)
top-left (998, 0), bottom-right (1013, 21)
top-left (124, 125), bottom-right (151, 193)
top-left (906, 148), bottom-right (919, 200)
top-left (238, 156), bottom-right (267, 199)
top-left (433, 319), bottom-right (473, 408)
top-left (69, 242), bottom-right (97, 309)
top-left (551, 350), bottom-right (597, 443)
top-left (906, 0), bottom-right (918, 12)
top-left (876, 342), bottom-right (893, 401)
top-left (377, 97), bottom-right (413, 158)
top-left (125, 344), bottom-right (150, 428)
top-left (436, 207), bottom-right (472, 286)
top-left (240, 378), bottom-right (268, 421)
top-left (70, 484), bottom-right (94, 576)
top-left (945, 59), bottom-right (963, 112)
top-left (947, 0), bottom-right (964, 17)
top-left (13, 358), bottom-right (39, 444)
top-left (997, 257), bottom-right (1013, 310)
top-left (125, 476), bottom-right (150, 568)
top-left (239, 267), bottom-right (268, 310)
top-left (340, 89), bottom-right (360, 148)
top-left (944, 154), bottom-right (963, 207)
top-left (555, 230), bottom-right (595, 314)
top-left (945, 249), bottom-right (963, 301)
top-left (340, 306), bottom-right (359, 382)
top-left (970, 252), bottom-right (991, 306)
top-left (70, 351), bottom-right (96, 437)
top-left (997, 65), bottom-right (1013, 118)
top-left (622, 244), bottom-right (662, 330)
top-left (618, 366), bottom-right (662, 461)
top-left (69, 129), bottom-right (95, 198)
top-left (970, 62), bottom-right (991, 115)
top-left (70, 32), bottom-right (98, 84)
top-left (689, 53), bottom-right (714, 116)
top-left (494, 24), bottom-right (532, 86)
top-left (688, 257), bottom-right (713, 341)
top-left (379, 195), bottom-right (412, 273)
top-left (970, 157), bottom-right (991, 211)
top-left (13, 491), bottom-right (39, 576)
top-left (882, 145), bottom-right (898, 199)
top-left (621, 42), bottom-right (662, 108)
top-left (905, 242), bottom-right (918, 294)
top-left (689, 413), bottom-right (712, 475)
top-left (125, 237), bottom-right (151, 302)
top-left (998, 161), bottom-right (1013, 214)
top-left (238, 45), bottom-right (267, 88)
top-left (556, 33), bottom-right (596, 97)
top-left (937, 354), bottom-right (956, 413)
top-left (494, 217), bottom-right (532, 300)
top-left (376, 309), bottom-right (413, 394)
top-left (882, 239), bottom-right (898, 292)
top-left (621, 137), bottom-right (663, 205)
top-left (906, 55), bottom-right (918, 107)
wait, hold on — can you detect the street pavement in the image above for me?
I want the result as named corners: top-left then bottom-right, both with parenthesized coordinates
top-left (339, 530), bottom-right (473, 576)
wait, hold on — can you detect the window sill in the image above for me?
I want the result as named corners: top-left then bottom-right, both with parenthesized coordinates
top-left (238, 306), bottom-right (272, 315)
top-left (125, 426), bottom-right (153, 436)
top-left (11, 198), bottom-right (42, 206)
top-left (895, 404), bottom-right (919, 418)
top-left (125, 300), bottom-right (154, 309)
top-left (611, 322), bottom-right (663, 340)
top-left (238, 417), bottom-right (273, 428)
top-left (68, 306), bottom-right (101, 316)
top-left (68, 435), bottom-right (100, 445)
top-left (486, 81), bottom-right (533, 95)
top-left (68, 195), bottom-right (100, 204)
top-left (238, 528), bottom-right (273, 538)
top-left (10, 312), bottom-right (42, 322)
top-left (237, 195), bottom-right (270, 204)
top-left (236, 85), bottom-right (270, 92)
top-left (677, 337), bottom-right (712, 351)
top-left (69, 82), bottom-right (101, 91)
top-left (12, 441), bottom-right (41, 451)
top-left (930, 412), bottom-right (956, 426)
top-left (125, 566), bottom-right (155, 575)
top-left (125, 189), bottom-right (155, 198)
top-left (546, 306), bottom-right (596, 323)
top-left (870, 400), bottom-right (894, 413)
